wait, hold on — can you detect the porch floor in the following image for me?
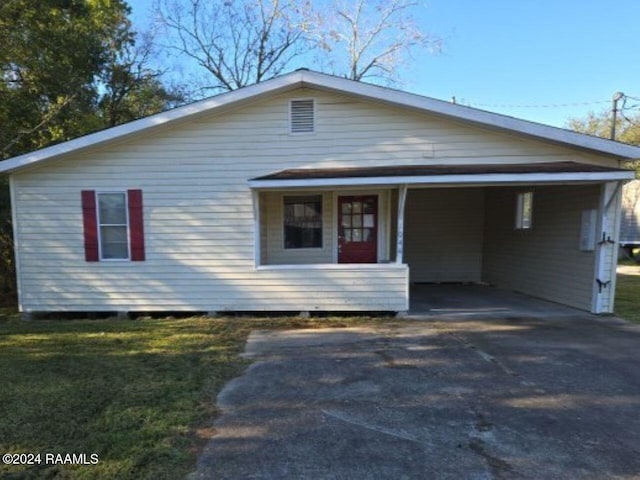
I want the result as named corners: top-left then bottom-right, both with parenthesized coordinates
top-left (408, 283), bottom-right (586, 318)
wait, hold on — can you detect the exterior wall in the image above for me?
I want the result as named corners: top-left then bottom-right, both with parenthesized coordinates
top-left (620, 179), bottom-right (640, 244)
top-left (404, 188), bottom-right (484, 282)
top-left (482, 185), bottom-right (600, 311)
top-left (10, 86), bottom-right (619, 312)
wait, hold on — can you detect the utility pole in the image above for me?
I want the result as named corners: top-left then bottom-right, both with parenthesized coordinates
top-left (610, 92), bottom-right (624, 140)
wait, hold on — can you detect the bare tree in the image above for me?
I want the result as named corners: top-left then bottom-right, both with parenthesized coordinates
top-left (319, 0), bottom-right (441, 82)
top-left (153, 0), bottom-right (317, 92)
top-left (100, 31), bottom-right (186, 126)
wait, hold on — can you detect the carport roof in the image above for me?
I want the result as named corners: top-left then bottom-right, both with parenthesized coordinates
top-left (248, 161), bottom-right (635, 188)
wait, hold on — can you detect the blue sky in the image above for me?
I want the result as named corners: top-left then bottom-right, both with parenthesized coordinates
top-left (127, 0), bottom-right (640, 128)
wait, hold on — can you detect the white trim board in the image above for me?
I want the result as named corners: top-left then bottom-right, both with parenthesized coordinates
top-left (2, 70), bottom-right (640, 174)
top-left (9, 177), bottom-right (23, 312)
top-left (256, 263), bottom-right (407, 271)
top-left (249, 171), bottom-right (635, 189)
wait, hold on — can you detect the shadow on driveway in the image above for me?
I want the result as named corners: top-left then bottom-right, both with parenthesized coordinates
top-left (190, 315), bottom-right (640, 479)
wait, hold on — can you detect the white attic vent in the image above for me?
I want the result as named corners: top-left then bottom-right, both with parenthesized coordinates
top-left (290, 99), bottom-right (315, 133)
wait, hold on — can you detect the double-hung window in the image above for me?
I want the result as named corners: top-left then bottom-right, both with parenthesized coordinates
top-left (81, 189), bottom-right (145, 262)
top-left (97, 192), bottom-right (130, 260)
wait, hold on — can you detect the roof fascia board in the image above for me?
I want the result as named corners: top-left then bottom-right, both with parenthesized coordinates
top-left (0, 72), bottom-right (305, 174)
top-left (248, 170), bottom-right (635, 189)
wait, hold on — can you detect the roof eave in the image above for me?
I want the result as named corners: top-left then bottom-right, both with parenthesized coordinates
top-left (248, 170), bottom-right (636, 189)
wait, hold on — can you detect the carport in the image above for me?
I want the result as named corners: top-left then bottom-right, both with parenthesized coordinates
top-left (403, 182), bottom-right (606, 314)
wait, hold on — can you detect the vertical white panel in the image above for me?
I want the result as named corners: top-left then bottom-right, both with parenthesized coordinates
top-left (396, 185), bottom-right (407, 264)
top-left (593, 182), bottom-right (623, 313)
top-left (252, 189), bottom-right (261, 267)
top-left (9, 176), bottom-right (23, 312)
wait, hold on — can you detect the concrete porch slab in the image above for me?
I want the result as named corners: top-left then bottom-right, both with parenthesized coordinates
top-left (409, 284), bottom-right (587, 319)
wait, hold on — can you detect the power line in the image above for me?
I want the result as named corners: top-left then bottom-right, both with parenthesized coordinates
top-left (463, 99), bottom-right (611, 109)
top-left (460, 93), bottom-right (640, 113)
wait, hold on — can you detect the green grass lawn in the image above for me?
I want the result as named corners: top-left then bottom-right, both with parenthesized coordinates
top-left (0, 314), bottom-right (378, 479)
top-left (616, 265), bottom-right (640, 324)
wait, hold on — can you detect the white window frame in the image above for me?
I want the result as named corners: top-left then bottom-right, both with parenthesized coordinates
top-left (282, 194), bottom-right (324, 250)
top-left (289, 98), bottom-right (316, 134)
top-left (96, 191), bottom-right (131, 261)
top-left (515, 191), bottom-right (534, 230)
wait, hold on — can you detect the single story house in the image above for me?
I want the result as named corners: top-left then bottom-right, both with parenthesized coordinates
top-left (1, 69), bottom-right (639, 316)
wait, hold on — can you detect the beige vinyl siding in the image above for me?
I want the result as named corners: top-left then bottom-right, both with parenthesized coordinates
top-left (17, 264), bottom-right (409, 311)
top-left (11, 86), bottom-right (618, 312)
top-left (404, 188), bottom-right (484, 283)
top-left (482, 185), bottom-right (600, 311)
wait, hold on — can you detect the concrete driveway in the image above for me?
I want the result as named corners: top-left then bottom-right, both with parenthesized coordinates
top-left (191, 315), bottom-right (640, 479)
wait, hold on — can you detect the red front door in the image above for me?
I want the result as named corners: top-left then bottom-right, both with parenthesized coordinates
top-left (338, 195), bottom-right (378, 263)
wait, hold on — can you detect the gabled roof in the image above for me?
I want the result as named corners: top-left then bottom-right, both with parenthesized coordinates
top-left (2, 69), bottom-right (640, 174)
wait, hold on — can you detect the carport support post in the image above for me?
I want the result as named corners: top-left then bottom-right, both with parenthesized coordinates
top-left (592, 181), bottom-right (623, 314)
top-left (252, 189), bottom-right (261, 267)
top-left (396, 184), bottom-right (408, 264)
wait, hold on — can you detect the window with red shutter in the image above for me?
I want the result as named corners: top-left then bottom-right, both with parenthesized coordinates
top-left (81, 189), bottom-right (145, 262)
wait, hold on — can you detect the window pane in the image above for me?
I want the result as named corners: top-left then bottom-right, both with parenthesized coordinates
top-left (100, 226), bottom-right (128, 259)
top-left (516, 191), bottom-right (533, 230)
top-left (352, 215), bottom-right (362, 227)
top-left (305, 203), bottom-right (320, 217)
top-left (363, 228), bottom-right (373, 241)
top-left (363, 202), bottom-right (374, 214)
top-left (99, 193), bottom-right (126, 224)
top-left (342, 215), bottom-right (352, 227)
top-left (352, 228), bottom-right (362, 241)
top-left (522, 192), bottom-right (533, 228)
top-left (293, 204), bottom-right (305, 217)
top-left (341, 202), bottom-right (351, 214)
top-left (102, 242), bottom-right (129, 259)
top-left (101, 225), bottom-right (127, 243)
top-left (352, 202), bottom-right (362, 214)
top-left (283, 195), bottom-right (322, 248)
top-left (343, 229), bottom-right (352, 242)
top-left (363, 214), bottom-right (374, 228)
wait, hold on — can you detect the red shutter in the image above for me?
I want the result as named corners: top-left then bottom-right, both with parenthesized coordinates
top-left (81, 190), bottom-right (99, 262)
top-left (128, 189), bottom-right (145, 261)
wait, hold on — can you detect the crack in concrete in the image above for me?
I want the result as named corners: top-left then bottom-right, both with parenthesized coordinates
top-left (469, 439), bottom-right (516, 480)
top-left (445, 331), bottom-right (519, 377)
top-left (321, 409), bottom-right (431, 447)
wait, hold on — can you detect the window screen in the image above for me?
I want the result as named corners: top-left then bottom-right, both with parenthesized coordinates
top-left (283, 195), bottom-right (322, 248)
